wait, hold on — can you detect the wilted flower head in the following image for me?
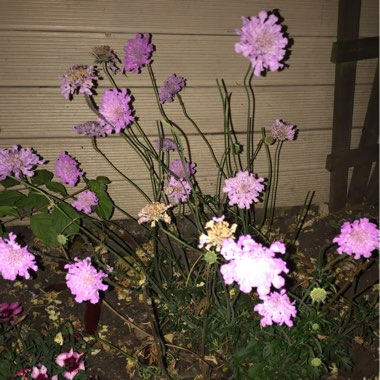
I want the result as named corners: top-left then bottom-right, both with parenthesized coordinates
top-left (65, 257), bottom-right (108, 304)
top-left (155, 137), bottom-right (178, 152)
top-left (199, 216), bottom-right (237, 252)
top-left (310, 287), bottom-right (328, 304)
top-left (0, 232), bottom-right (38, 281)
top-left (254, 289), bottom-right (297, 327)
top-left (98, 88), bottom-right (135, 134)
top-left (72, 190), bottom-right (99, 214)
top-left (164, 176), bottom-right (191, 203)
top-left (54, 151), bottom-right (84, 186)
top-left (60, 65), bottom-right (98, 100)
top-left (138, 202), bottom-right (172, 227)
top-left (73, 120), bottom-right (111, 137)
top-left (333, 218), bottom-right (379, 260)
top-left (56, 348), bottom-right (85, 380)
top-left (235, 10), bottom-right (289, 76)
top-left (91, 45), bottom-right (121, 74)
top-left (159, 74), bottom-right (186, 104)
top-left (0, 145), bottom-right (45, 180)
top-left (123, 33), bottom-right (154, 73)
top-left (270, 119), bottom-right (296, 141)
top-left (223, 171), bottom-right (265, 209)
top-left (0, 302), bottom-right (22, 322)
top-left (169, 159), bottom-right (196, 179)
top-left (220, 235), bottom-right (288, 296)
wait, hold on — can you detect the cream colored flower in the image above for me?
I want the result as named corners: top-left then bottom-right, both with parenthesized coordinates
top-left (138, 202), bottom-right (171, 227)
top-left (199, 216), bottom-right (237, 251)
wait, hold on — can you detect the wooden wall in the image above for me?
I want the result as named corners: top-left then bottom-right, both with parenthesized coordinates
top-left (0, 0), bottom-right (378, 218)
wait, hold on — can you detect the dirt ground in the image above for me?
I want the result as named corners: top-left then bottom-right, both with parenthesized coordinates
top-left (1, 202), bottom-right (378, 380)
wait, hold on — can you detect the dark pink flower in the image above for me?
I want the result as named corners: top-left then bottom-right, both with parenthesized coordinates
top-left (72, 190), bottom-right (99, 214)
top-left (31, 365), bottom-right (49, 379)
top-left (123, 33), bottom-right (154, 73)
top-left (159, 74), bottom-right (186, 104)
top-left (0, 145), bottom-right (45, 180)
top-left (54, 151), bottom-right (84, 186)
top-left (60, 65), bottom-right (98, 100)
top-left (55, 348), bottom-right (85, 380)
top-left (0, 302), bottom-right (22, 322)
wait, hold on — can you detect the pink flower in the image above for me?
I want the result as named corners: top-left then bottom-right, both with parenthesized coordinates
top-left (123, 33), bottom-right (154, 73)
top-left (56, 348), bottom-right (85, 380)
top-left (72, 190), bottom-right (99, 214)
top-left (54, 151), bottom-right (83, 186)
top-left (223, 171), bottom-right (265, 209)
top-left (169, 159), bottom-right (196, 179)
top-left (98, 88), bottom-right (135, 134)
top-left (60, 65), bottom-right (98, 100)
top-left (159, 74), bottom-right (186, 104)
top-left (254, 289), bottom-right (297, 327)
top-left (0, 145), bottom-right (44, 180)
top-left (0, 302), bottom-right (22, 321)
top-left (164, 177), bottom-right (192, 203)
top-left (31, 365), bottom-right (49, 379)
top-left (220, 235), bottom-right (288, 296)
top-left (154, 137), bottom-right (178, 152)
top-left (14, 368), bottom-right (31, 379)
top-left (333, 218), bottom-right (379, 260)
top-left (270, 119), bottom-right (296, 141)
top-left (73, 120), bottom-right (111, 137)
top-left (235, 10), bottom-right (289, 76)
top-left (0, 233), bottom-right (38, 281)
top-left (65, 257), bottom-right (108, 304)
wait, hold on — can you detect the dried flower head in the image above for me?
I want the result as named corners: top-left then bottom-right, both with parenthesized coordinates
top-left (138, 202), bottom-right (172, 227)
top-left (73, 120), bottom-right (111, 137)
top-left (333, 218), bottom-right (379, 260)
top-left (164, 177), bottom-right (192, 203)
top-left (123, 33), bottom-right (154, 73)
top-left (56, 348), bottom-right (85, 380)
top-left (199, 216), bottom-right (237, 252)
top-left (0, 145), bottom-right (45, 180)
top-left (72, 190), bottom-right (99, 214)
top-left (54, 151), bottom-right (84, 186)
top-left (235, 10), bottom-right (289, 76)
top-left (270, 119), bottom-right (296, 141)
top-left (0, 233), bottom-right (38, 281)
top-left (59, 65), bottom-right (98, 100)
top-left (91, 45), bottom-right (121, 73)
top-left (154, 137), bottom-right (178, 152)
top-left (159, 74), bottom-right (186, 104)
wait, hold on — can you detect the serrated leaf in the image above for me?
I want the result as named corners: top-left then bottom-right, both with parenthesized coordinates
top-left (45, 181), bottom-right (67, 196)
top-left (31, 169), bottom-right (54, 186)
top-left (0, 177), bottom-right (20, 188)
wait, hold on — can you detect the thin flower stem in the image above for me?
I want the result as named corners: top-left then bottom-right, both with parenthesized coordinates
top-left (101, 62), bottom-right (119, 90)
top-left (243, 64), bottom-right (255, 172)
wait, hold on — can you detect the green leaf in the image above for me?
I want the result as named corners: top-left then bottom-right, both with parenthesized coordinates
top-left (0, 190), bottom-right (25, 206)
top-left (31, 169), bottom-right (54, 186)
top-left (30, 212), bottom-right (61, 247)
top-left (0, 205), bottom-right (20, 217)
top-left (16, 191), bottom-right (50, 212)
top-left (88, 177), bottom-right (114, 220)
top-left (45, 181), bottom-right (67, 196)
top-left (51, 203), bottom-right (81, 236)
top-left (0, 177), bottom-right (20, 188)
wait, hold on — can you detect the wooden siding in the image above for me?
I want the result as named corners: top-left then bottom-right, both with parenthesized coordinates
top-left (0, 0), bottom-right (378, 218)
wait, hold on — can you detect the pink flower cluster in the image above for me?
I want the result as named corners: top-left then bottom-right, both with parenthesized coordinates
top-left (164, 177), bottom-right (192, 203)
top-left (72, 190), bottom-right (99, 214)
top-left (123, 33), bottom-right (154, 73)
top-left (54, 151), bottom-right (83, 186)
top-left (270, 119), bottom-right (296, 141)
top-left (333, 218), bottom-right (379, 260)
top-left (60, 65), bottom-right (98, 100)
top-left (159, 74), bottom-right (186, 104)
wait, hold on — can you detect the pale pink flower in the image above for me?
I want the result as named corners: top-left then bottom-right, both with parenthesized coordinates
top-left (0, 145), bottom-right (44, 180)
top-left (223, 171), bottom-right (265, 209)
top-left (169, 159), bottom-right (196, 179)
top-left (0, 233), bottom-right (38, 281)
top-left (333, 218), bottom-right (379, 259)
top-left (31, 364), bottom-right (49, 379)
top-left (254, 289), bottom-right (297, 327)
top-left (235, 10), bottom-right (289, 76)
top-left (138, 202), bottom-right (172, 227)
top-left (65, 257), bottom-right (108, 304)
top-left (270, 119), bottom-right (296, 141)
top-left (159, 74), bottom-right (186, 104)
top-left (60, 65), bottom-right (98, 100)
top-left (154, 137), bottom-right (178, 152)
top-left (0, 302), bottom-right (22, 321)
top-left (123, 33), bottom-right (154, 73)
top-left (164, 177), bottom-right (191, 203)
top-left (98, 88), bottom-right (135, 134)
top-left (54, 151), bottom-right (83, 186)
top-left (220, 235), bottom-right (288, 296)
top-left (72, 190), bottom-right (99, 214)
top-left (73, 120), bottom-right (111, 137)
top-left (55, 348), bottom-right (85, 380)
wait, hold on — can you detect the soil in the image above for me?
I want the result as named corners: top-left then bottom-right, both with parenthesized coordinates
top-left (1, 202), bottom-right (378, 380)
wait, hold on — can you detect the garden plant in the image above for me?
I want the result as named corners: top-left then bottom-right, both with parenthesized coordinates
top-left (0, 9), bottom-right (379, 380)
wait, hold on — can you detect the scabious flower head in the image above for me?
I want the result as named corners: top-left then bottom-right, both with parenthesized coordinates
top-left (123, 33), bottom-right (154, 73)
top-left (223, 171), bottom-right (265, 209)
top-left (98, 88), bottom-right (135, 134)
top-left (56, 348), bottom-right (85, 380)
top-left (164, 176), bottom-right (191, 203)
top-left (270, 119), bottom-right (296, 141)
top-left (0, 233), bottom-right (38, 281)
top-left (310, 287), bottom-right (328, 304)
top-left (59, 65), bottom-right (98, 100)
top-left (199, 216), bottom-right (237, 252)
top-left (0, 302), bottom-right (22, 322)
top-left (333, 218), bottom-right (379, 260)
top-left (154, 137), bottom-right (178, 152)
top-left (220, 235), bottom-right (288, 296)
top-left (169, 159), bottom-right (196, 179)
top-left (65, 257), bottom-right (108, 304)
top-left (73, 120), bottom-right (111, 137)
top-left (91, 45), bottom-right (121, 74)
top-left (254, 289), bottom-right (297, 327)
top-left (159, 74), bottom-right (186, 104)
top-left (72, 190), bottom-right (99, 214)
top-left (0, 145), bottom-right (45, 180)
top-left (138, 202), bottom-right (172, 227)
top-left (235, 10), bottom-right (289, 76)
top-left (54, 151), bottom-right (83, 186)
top-left (310, 358), bottom-right (322, 367)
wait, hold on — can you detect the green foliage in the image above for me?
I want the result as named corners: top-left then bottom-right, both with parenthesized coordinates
top-left (88, 176), bottom-right (114, 220)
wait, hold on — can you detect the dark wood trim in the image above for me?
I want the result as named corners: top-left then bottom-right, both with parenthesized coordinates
top-left (331, 37), bottom-right (379, 63)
